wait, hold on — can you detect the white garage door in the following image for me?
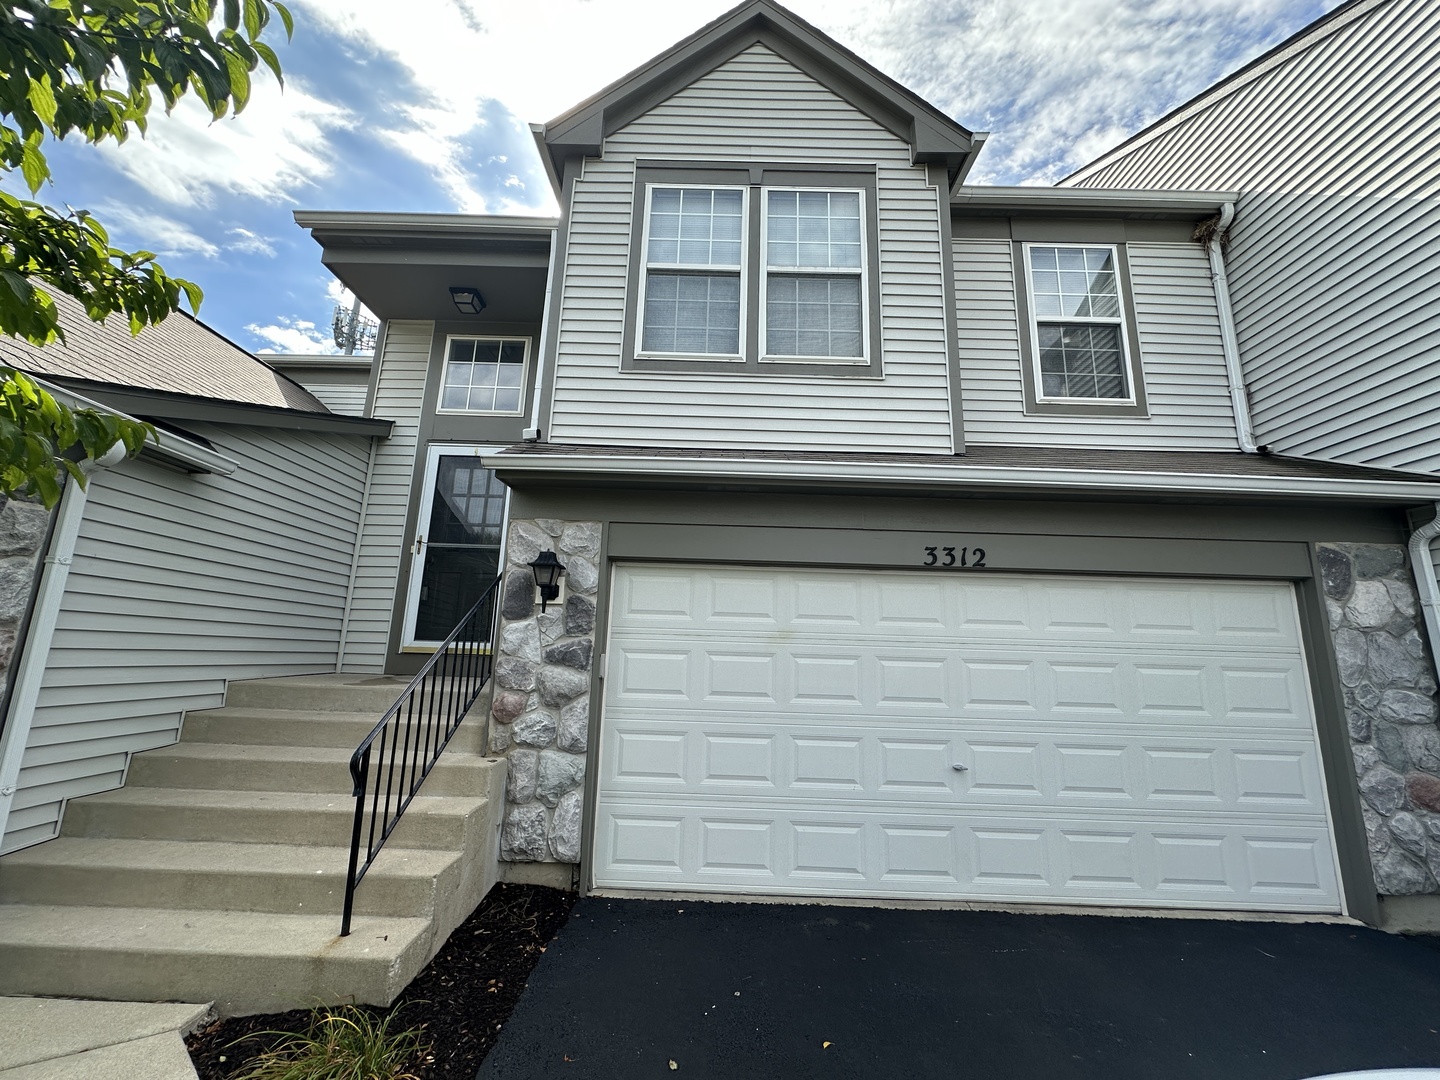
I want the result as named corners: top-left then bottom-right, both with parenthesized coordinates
top-left (594, 565), bottom-right (1342, 913)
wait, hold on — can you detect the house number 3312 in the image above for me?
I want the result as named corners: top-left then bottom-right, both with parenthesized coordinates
top-left (922, 545), bottom-right (987, 568)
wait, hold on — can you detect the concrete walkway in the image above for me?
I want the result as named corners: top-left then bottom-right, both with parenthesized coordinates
top-left (480, 899), bottom-right (1440, 1080)
top-left (0, 997), bottom-right (210, 1079)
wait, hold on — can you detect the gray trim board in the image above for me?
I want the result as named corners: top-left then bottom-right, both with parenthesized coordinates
top-left (363, 320), bottom-right (388, 419)
top-left (1298, 542), bottom-right (1381, 924)
top-left (929, 162), bottom-right (964, 454)
top-left (49, 379), bottom-right (394, 436)
top-left (535, 158), bottom-right (582, 444)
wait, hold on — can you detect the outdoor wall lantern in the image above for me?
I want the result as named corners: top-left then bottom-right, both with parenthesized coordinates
top-left (448, 286), bottom-right (486, 315)
top-left (529, 550), bottom-right (566, 612)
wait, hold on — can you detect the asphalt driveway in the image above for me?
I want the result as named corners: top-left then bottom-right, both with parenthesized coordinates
top-left (478, 898), bottom-right (1440, 1080)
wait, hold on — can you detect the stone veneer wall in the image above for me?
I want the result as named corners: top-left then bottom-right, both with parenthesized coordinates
top-left (0, 495), bottom-right (53, 701)
top-left (1318, 543), bottom-right (1440, 894)
top-left (489, 518), bottom-right (600, 863)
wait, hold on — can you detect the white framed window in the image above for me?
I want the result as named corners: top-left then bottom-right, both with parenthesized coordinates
top-left (1022, 243), bottom-right (1137, 404)
top-left (760, 188), bottom-right (867, 363)
top-left (439, 336), bottom-right (529, 414)
top-left (637, 185), bottom-right (747, 361)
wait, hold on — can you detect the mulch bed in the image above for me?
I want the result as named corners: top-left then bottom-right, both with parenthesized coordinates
top-left (185, 883), bottom-right (576, 1079)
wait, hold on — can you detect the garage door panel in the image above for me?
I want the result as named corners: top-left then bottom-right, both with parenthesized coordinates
top-left (602, 718), bottom-right (1328, 818)
top-left (608, 641), bottom-right (1315, 734)
top-left (613, 569), bottom-right (1302, 649)
top-left (597, 565), bottom-right (1341, 913)
top-left (593, 795), bottom-right (1339, 910)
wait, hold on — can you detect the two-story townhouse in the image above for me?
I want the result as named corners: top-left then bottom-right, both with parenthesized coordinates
top-left (1059, 0), bottom-right (1440, 926)
top-left (296, 0), bottom-right (1440, 932)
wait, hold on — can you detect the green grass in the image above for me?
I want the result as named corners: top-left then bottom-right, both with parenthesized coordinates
top-left (230, 1005), bottom-right (430, 1080)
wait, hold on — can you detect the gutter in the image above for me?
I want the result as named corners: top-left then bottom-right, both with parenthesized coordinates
top-left (1408, 504), bottom-right (1440, 688)
top-left (1206, 203), bottom-right (1258, 453)
top-left (0, 442), bottom-right (127, 849)
top-left (482, 451), bottom-right (1440, 504)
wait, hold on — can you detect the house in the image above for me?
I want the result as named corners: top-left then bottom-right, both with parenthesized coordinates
top-left (3, 0), bottom-right (1440, 1020)
top-left (1059, 0), bottom-right (1440, 914)
top-left (296, 0), bottom-right (1440, 932)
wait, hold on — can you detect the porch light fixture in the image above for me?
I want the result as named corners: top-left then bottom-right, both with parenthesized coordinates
top-left (529, 549), bottom-right (566, 612)
top-left (449, 286), bottom-right (486, 315)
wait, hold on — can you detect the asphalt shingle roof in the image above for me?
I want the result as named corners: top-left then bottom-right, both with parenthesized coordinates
top-left (0, 288), bottom-right (330, 413)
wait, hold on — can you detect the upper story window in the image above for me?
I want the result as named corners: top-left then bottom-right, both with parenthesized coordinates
top-left (640, 187), bottom-right (746, 360)
top-left (439, 336), bottom-right (529, 414)
top-left (1016, 242), bottom-right (1148, 417)
top-left (624, 162), bottom-right (881, 377)
top-left (763, 190), bottom-right (865, 362)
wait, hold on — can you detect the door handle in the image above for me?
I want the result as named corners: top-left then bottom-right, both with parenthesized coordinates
top-left (411, 536), bottom-right (427, 556)
top-left (951, 763), bottom-right (969, 772)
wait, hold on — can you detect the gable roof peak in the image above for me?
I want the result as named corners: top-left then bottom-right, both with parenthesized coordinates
top-left (539, 0), bottom-right (980, 187)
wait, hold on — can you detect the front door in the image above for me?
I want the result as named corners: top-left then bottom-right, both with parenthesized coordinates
top-left (402, 445), bottom-right (507, 648)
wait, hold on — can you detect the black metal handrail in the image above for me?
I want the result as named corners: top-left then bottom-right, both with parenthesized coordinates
top-left (340, 576), bottom-right (503, 936)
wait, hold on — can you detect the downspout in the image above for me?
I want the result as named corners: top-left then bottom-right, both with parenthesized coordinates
top-left (1408, 503), bottom-right (1440, 687)
top-left (524, 226), bottom-right (560, 441)
top-left (1206, 202), bottom-right (1258, 453)
top-left (0, 441), bottom-right (127, 848)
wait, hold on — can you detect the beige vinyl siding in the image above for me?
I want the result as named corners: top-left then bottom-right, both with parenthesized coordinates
top-left (1, 425), bottom-right (369, 854)
top-left (307, 382), bottom-right (370, 417)
top-left (1065, 0), bottom-right (1440, 473)
top-left (954, 239), bottom-right (1239, 448)
top-left (547, 43), bottom-right (955, 453)
top-left (340, 321), bottom-right (431, 671)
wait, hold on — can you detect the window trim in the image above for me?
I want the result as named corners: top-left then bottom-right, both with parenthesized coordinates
top-left (758, 187), bottom-right (871, 366)
top-left (436, 335), bottom-right (532, 416)
top-left (621, 161), bottom-right (882, 378)
top-left (634, 182), bottom-right (749, 364)
top-left (1015, 241), bottom-right (1149, 418)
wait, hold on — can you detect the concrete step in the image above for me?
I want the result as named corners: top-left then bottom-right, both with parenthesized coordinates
top-left (224, 674), bottom-right (412, 714)
top-left (180, 707), bottom-right (487, 754)
top-left (126, 742), bottom-right (493, 797)
top-left (61, 785), bottom-right (491, 850)
top-left (0, 904), bottom-right (435, 1016)
top-left (0, 838), bottom-right (460, 919)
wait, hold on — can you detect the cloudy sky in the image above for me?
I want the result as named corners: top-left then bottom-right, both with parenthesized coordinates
top-left (31, 0), bottom-right (1337, 354)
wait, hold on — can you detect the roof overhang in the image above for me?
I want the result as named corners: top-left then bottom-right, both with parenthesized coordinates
top-left (952, 186), bottom-right (1240, 220)
top-left (47, 378), bottom-right (394, 438)
top-left (40, 378), bottom-right (239, 475)
top-left (483, 449), bottom-right (1440, 505)
top-left (293, 211), bottom-right (558, 323)
top-left (539, 0), bottom-right (981, 188)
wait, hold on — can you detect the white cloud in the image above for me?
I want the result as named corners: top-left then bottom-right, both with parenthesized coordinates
top-left (821, 0), bottom-right (1347, 183)
top-left (246, 315), bottom-right (339, 354)
top-left (95, 77), bottom-right (353, 208)
top-left (227, 228), bottom-right (277, 258)
top-left (95, 203), bottom-right (220, 259)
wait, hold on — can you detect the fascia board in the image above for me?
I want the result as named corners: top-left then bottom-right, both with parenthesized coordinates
top-left (293, 211), bottom-right (560, 242)
top-left (481, 452), bottom-right (1440, 503)
top-left (38, 378), bottom-right (239, 476)
top-left (952, 186), bottom-right (1240, 216)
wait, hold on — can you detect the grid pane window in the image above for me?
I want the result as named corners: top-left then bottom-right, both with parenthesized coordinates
top-left (764, 189), bottom-right (865, 360)
top-left (766, 275), bottom-right (862, 358)
top-left (641, 186), bottom-right (744, 357)
top-left (441, 338), bottom-right (527, 412)
top-left (1028, 245), bottom-right (1129, 400)
top-left (642, 272), bottom-right (741, 354)
top-left (766, 190), bottom-right (862, 269)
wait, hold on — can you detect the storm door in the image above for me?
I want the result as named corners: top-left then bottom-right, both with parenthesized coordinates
top-left (401, 445), bottom-right (507, 648)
